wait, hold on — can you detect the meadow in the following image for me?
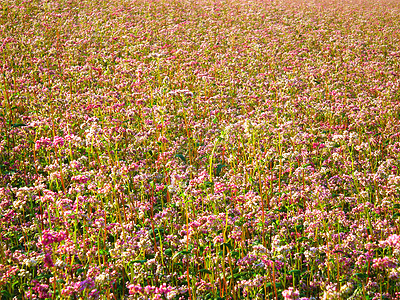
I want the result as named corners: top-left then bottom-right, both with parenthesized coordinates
top-left (1, 0), bottom-right (400, 298)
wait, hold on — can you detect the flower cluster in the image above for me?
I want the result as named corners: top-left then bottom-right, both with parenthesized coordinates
top-left (1, 0), bottom-right (400, 298)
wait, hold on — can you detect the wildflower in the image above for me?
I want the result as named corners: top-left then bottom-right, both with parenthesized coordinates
top-left (385, 234), bottom-right (400, 248)
top-left (33, 283), bottom-right (51, 299)
top-left (53, 136), bottom-right (65, 148)
top-left (71, 175), bottom-right (89, 184)
top-left (322, 284), bottom-right (340, 300)
top-left (40, 230), bottom-right (66, 246)
top-left (24, 258), bottom-right (38, 267)
top-left (95, 272), bottom-right (109, 285)
top-left (372, 257), bottom-right (397, 269)
top-left (282, 287), bottom-right (300, 299)
top-left (340, 282), bottom-right (354, 296)
top-left (43, 252), bottom-right (54, 268)
top-left (35, 137), bottom-right (52, 151)
top-left (75, 278), bottom-right (95, 292)
top-left (54, 259), bottom-right (65, 268)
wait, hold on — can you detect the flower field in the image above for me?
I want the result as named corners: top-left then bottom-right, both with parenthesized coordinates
top-left (1, 0), bottom-right (400, 298)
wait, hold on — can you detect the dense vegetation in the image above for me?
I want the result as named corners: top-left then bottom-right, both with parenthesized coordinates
top-left (1, 0), bottom-right (400, 299)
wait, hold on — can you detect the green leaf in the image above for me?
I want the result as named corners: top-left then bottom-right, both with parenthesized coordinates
top-left (1, 290), bottom-right (12, 299)
top-left (99, 249), bottom-right (109, 255)
top-left (235, 218), bottom-right (244, 226)
top-left (234, 272), bottom-right (249, 279)
top-left (204, 181), bottom-right (214, 188)
top-left (36, 273), bottom-right (53, 279)
top-left (76, 268), bottom-right (85, 275)
top-left (199, 268), bottom-right (212, 274)
top-left (164, 248), bottom-right (173, 257)
top-left (230, 251), bottom-right (239, 258)
top-left (215, 164), bottom-right (227, 176)
top-left (175, 154), bottom-right (186, 163)
top-left (11, 123), bottom-right (27, 128)
top-left (172, 251), bottom-right (183, 260)
top-left (11, 244), bottom-right (23, 251)
top-left (12, 280), bottom-right (19, 289)
top-left (297, 237), bottom-right (309, 242)
top-left (288, 269), bottom-right (301, 276)
top-left (223, 241), bottom-right (233, 250)
top-left (173, 262), bottom-right (183, 268)
top-left (277, 207), bottom-right (287, 213)
top-left (295, 225), bottom-right (304, 231)
top-left (130, 259), bottom-right (147, 264)
top-left (354, 273), bottom-right (368, 279)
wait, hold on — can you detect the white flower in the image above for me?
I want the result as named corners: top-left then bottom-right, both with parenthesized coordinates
top-left (18, 269), bottom-right (31, 278)
top-left (95, 273), bottom-right (109, 284)
top-left (332, 153), bottom-right (341, 161)
top-left (322, 283), bottom-right (340, 300)
top-left (340, 282), bottom-right (354, 295)
top-left (359, 190), bottom-right (368, 199)
top-left (332, 134), bottom-right (344, 143)
top-left (55, 259), bottom-right (65, 268)
top-left (23, 258), bottom-right (38, 267)
top-left (13, 199), bottom-right (25, 211)
top-left (349, 132), bottom-right (359, 145)
top-left (167, 290), bottom-right (177, 300)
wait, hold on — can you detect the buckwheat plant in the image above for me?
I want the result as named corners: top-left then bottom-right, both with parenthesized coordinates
top-left (1, 0), bottom-right (400, 299)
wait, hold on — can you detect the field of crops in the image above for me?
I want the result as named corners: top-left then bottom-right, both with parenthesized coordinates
top-left (1, 0), bottom-right (400, 299)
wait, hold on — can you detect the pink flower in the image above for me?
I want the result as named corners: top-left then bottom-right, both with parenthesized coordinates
top-left (71, 175), bottom-right (89, 184)
top-left (385, 234), bottom-right (400, 248)
top-left (372, 257), bottom-right (397, 269)
top-left (40, 230), bottom-right (66, 246)
top-left (43, 252), bottom-right (54, 268)
top-left (214, 182), bottom-right (227, 193)
top-left (35, 137), bottom-right (52, 150)
top-left (25, 290), bottom-right (37, 299)
top-left (282, 287), bottom-right (300, 300)
top-left (74, 278), bottom-right (95, 292)
top-left (128, 284), bottom-right (143, 295)
top-left (52, 136), bottom-right (65, 148)
top-left (33, 283), bottom-right (51, 299)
